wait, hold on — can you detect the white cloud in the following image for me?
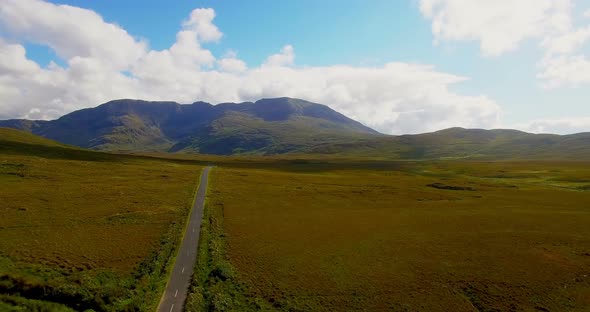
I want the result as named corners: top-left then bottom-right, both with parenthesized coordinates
top-left (513, 117), bottom-right (590, 134)
top-left (419, 0), bottom-right (571, 57)
top-left (541, 26), bottom-right (590, 56)
top-left (218, 57), bottom-right (247, 73)
top-left (538, 20), bottom-right (590, 88)
top-left (217, 50), bottom-right (247, 73)
top-left (0, 0), bottom-right (147, 70)
top-left (0, 0), bottom-right (503, 134)
top-left (0, 39), bottom-right (40, 75)
top-left (263, 45), bottom-right (295, 67)
top-left (537, 54), bottom-right (590, 88)
top-left (420, 0), bottom-right (590, 89)
top-left (183, 8), bottom-right (222, 43)
top-left (535, 2), bottom-right (590, 89)
top-left (128, 9), bottom-right (221, 97)
top-left (585, 9), bottom-right (590, 18)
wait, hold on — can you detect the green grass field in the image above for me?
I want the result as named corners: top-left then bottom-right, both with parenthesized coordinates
top-left (0, 129), bottom-right (203, 311)
top-left (3, 128), bottom-right (590, 311)
top-left (188, 160), bottom-right (590, 311)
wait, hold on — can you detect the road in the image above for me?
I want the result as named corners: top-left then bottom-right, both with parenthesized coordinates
top-left (158, 166), bottom-right (212, 312)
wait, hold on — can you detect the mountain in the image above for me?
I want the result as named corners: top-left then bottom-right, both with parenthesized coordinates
top-left (0, 97), bottom-right (378, 154)
top-left (1, 98), bottom-right (589, 159)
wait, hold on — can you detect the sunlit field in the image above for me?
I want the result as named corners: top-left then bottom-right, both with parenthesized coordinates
top-left (0, 129), bottom-right (202, 311)
top-left (189, 160), bottom-right (590, 311)
top-left (3, 128), bottom-right (590, 311)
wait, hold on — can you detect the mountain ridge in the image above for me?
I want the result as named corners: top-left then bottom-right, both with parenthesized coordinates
top-left (0, 97), bottom-right (379, 154)
top-left (1, 97), bottom-right (590, 159)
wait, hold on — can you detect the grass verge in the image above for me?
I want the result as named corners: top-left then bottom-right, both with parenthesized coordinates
top-left (184, 173), bottom-right (274, 311)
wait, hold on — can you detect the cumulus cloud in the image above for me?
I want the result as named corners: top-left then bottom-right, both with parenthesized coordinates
top-left (0, 0), bottom-right (147, 70)
top-left (0, 40), bottom-right (40, 75)
top-left (541, 26), bottom-right (590, 56)
top-left (182, 8), bottom-right (223, 43)
top-left (537, 54), bottom-right (590, 88)
top-left (419, 0), bottom-right (590, 88)
top-left (217, 51), bottom-right (247, 73)
top-left (537, 22), bottom-right (590, 87)
top-left (419, 0), bottom-right (571, 57)
top-left (0, 0), bottom-right (504, 134)
top-left (263, 45), bottom-right (295, 67)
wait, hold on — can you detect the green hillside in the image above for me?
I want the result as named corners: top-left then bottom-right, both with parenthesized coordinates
top-left (0, 127), bottom-right (121, 161)
top-left (170, 110), bottom-right (378, 154)
top-left (310, 127), bottom-right (590, 160)
top-left (0, 127), bottom-right (66, 147)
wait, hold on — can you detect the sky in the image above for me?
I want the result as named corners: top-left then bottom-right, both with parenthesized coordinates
top-left (1, 0), bottom-right (590, 134)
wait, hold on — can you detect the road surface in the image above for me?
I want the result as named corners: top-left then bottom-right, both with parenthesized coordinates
top-left (158, 166), bottom-right (212, 312)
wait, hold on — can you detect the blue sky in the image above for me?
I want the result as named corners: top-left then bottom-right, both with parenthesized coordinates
top-left (1, 0), bottom-right (590, 134)
top-left (26, 1), bottom-right (433, 66)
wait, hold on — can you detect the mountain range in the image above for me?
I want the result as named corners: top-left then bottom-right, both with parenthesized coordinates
top-left (1, 97), bottom-right (589, 159)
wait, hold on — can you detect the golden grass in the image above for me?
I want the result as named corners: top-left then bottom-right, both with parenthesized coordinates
top-left (0, 139), bottom-right (202, 310)
top-left (1, 157), bottom-right (197, 271)
top-left (205, 160), bottom-right (590, 311)
top-left (2, 128), bottom-right (589, 311)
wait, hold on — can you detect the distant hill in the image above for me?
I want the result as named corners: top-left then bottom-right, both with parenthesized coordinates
top-left (0, 127), bottom-right (121, 161)
top-left (1, 98), bottom-right (589, 159)
top-left (309, 127), bottom-right (590, 160)
top-left (0, 98), bottom-right (378, 154)
top-left (0, 127), bottom-right (66, 147)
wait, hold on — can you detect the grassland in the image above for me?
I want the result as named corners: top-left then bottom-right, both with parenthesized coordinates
top-left (0, 128), bottom-right (203, 311)
top-left (3, 127), bottom-right (590, 311)
top-left (188, 159), bottom-right (590, 311)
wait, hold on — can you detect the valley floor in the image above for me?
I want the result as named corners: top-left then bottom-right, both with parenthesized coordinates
top-left (2, 127), bottom-right (590, 311)
top-left (0, 130), bottom-right (203, 311)
top-left (186, 159), bottom-right (590, 311)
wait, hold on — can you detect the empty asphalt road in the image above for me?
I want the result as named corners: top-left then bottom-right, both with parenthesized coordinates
top-left (158, 166), bottom-right (212, 312)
